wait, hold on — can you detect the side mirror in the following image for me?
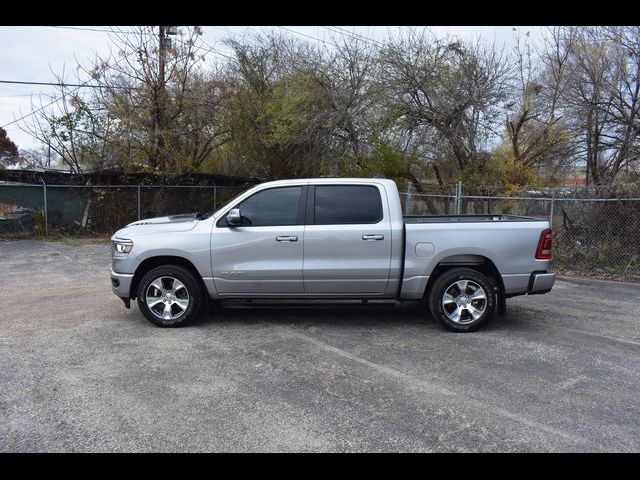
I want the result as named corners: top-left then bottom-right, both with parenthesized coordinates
top-left (226, 208), bottom-right (241, 226)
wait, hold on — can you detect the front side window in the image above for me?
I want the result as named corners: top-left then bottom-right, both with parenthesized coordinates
top-left (314, 185), bottom-right (383, 224)
top-left (231, 186), bottom-right (302, 226)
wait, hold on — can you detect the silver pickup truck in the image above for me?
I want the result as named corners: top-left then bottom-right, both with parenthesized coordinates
top-left (110, 178), bottom-right (555, 331)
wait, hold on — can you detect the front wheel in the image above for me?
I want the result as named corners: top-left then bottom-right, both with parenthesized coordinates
top-left (136, 265), bottom-right (203, 327)
top-left (428, 268), bottom-right (496, 332)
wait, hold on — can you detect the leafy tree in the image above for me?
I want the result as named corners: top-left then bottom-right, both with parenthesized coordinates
top-left (0, 127), bottom-right (19, 167)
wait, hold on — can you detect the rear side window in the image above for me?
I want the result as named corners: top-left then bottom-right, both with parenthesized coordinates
top-left (233, 186), bottom-right (303, 226)
top-left (314, 185), bottom-right (382, 224)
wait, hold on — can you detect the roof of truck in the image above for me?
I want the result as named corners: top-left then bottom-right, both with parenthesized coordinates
top-left (254, 177), bottom-right (398, 187)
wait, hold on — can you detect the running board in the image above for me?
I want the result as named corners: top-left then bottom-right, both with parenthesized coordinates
top-left (220, 299), bottom-right (397, 309)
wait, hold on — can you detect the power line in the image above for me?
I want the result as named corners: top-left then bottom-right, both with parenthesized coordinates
top-left (275, 26), bottom-right (339, 48)
top-left (0, 79), bottom-right (140, 89)
top-left (321, 26), bottom-right (384, 48)
top-left (2, 26), bottom-right (385, 130)
top-left (198, 27), bottom-right (273, 62)
top-left (2, 97), bottom-right (66, 130)
top-left (1, 47), bottom-right (141, 130)
top-left (1, 27), bottom-right (147, 127)
top-left (1, 34), bottom-right (230, 130)
top-left (0, 93), bottom-right (51, 98)
top-left (192, 37), bottom-right (237, 61)
top-left (47, 26), bottom-right (146, 35)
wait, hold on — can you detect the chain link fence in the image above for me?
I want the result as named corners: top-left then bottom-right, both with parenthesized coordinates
top-left (2, 181), bottom-right (639, 281)
top-left (0, 183), bottom-right (249, 238)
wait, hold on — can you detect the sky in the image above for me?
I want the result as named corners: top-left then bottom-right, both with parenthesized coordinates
top-left (0, 26), bottom-right (545, 152)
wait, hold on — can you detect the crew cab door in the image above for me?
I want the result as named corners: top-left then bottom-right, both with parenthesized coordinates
top-left (211, 186), bottom-right (306, 294)
top-left (303, 184), bottom-right (392, 294)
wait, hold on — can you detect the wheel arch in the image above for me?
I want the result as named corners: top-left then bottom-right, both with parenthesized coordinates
top-left (424, 254), bottom-right (503, 299)
top-left (130, 256), bottom-right (206, 300)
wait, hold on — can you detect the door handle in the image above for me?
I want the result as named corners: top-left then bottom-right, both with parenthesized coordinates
top-left (276, 236), bottom-right (298, 242)
top-left (362, 234), bottom-right (384, 241)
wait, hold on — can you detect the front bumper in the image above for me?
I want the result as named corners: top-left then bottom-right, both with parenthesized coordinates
top-left (111, 269), bottom-right (134, 299)
top-left (528, 271), bottom-right (555, 294)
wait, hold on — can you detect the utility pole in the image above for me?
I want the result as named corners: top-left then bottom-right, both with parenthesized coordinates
top-left (155, 26), bottom-right (177, 171)
top-left (155, 26), bottom-right (166, 171)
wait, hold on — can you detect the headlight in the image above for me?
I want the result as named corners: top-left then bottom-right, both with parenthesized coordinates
top-left (112, 240), bottom-right (133, 256)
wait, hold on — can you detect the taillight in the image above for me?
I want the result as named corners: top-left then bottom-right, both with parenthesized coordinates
top-left (535, 228), bottom-right (552, 259)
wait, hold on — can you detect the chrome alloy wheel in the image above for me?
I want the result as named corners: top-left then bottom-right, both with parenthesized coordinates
top-left (145, 276), bottom-right (190, 321)
top-left (441, 279), bottom-right (487, 324)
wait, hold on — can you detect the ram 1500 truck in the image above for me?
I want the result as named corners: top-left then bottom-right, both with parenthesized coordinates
top-left (110, 178), bottom-right (555, 331)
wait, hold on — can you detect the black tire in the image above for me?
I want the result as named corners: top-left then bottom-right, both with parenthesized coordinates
top-left (136, 264), bottom-right (203, 327)
top-left (428, 267), bottom-right (496, 332)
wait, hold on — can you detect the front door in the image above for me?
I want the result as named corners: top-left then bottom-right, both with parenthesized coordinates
top-left (212, 186), bottom-right (306, 295)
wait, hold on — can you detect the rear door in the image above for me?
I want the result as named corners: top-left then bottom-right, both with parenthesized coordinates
top-left (303, 184), bottom-right (392, 294)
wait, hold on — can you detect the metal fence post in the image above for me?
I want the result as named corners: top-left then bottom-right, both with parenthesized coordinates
top-left (137, 184), bottom-right (141, 220)
top-left (549, 188), bottom-right (556, 227)
top-left (40, 179), bottom-right (48, 236)
top-left (454, 182), bottom-right (458, 214)
top-left (456, 181), bottom-right (462, 215)
top-left (214, 184), bottom-right (217, 210)
top-left (405, 182), bottom-right (412, 214)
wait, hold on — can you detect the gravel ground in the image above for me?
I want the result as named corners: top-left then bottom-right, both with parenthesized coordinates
top-left (1, 239), bottom-right (639, 452)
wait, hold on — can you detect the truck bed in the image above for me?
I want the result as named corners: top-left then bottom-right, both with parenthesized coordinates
top-left (400, 213), bottom-right (551, 300)
top-left (404, 214), bottom-right (541, 224)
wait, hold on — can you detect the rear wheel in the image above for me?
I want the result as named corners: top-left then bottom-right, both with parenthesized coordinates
top-left (428, 268), bottom-right (495, 332)
top-left (136, 265), bottom-right (202, 327)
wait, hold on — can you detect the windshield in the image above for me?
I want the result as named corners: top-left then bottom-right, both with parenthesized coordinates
top-left (196, 185), bottom-right (255, 220)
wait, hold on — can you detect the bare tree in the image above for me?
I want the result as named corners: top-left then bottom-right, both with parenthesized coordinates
top-left (20, 70), bottom-right (113, 173)
top-left (297, 35), bottom-right (380, 170)
top-left (504, 27), bottom-right (575, 177)
top-left (550, 26), bottom-right (640, 184)
top-left (90, 26), bottom-right (211, 171)
top-left (379, 28), bottom-right (511, 185)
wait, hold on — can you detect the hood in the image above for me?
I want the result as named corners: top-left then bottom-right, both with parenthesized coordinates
top-left (127, 213), bottom-right (199, 227)
top-left (113, 213), bottom-right (200, 239)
